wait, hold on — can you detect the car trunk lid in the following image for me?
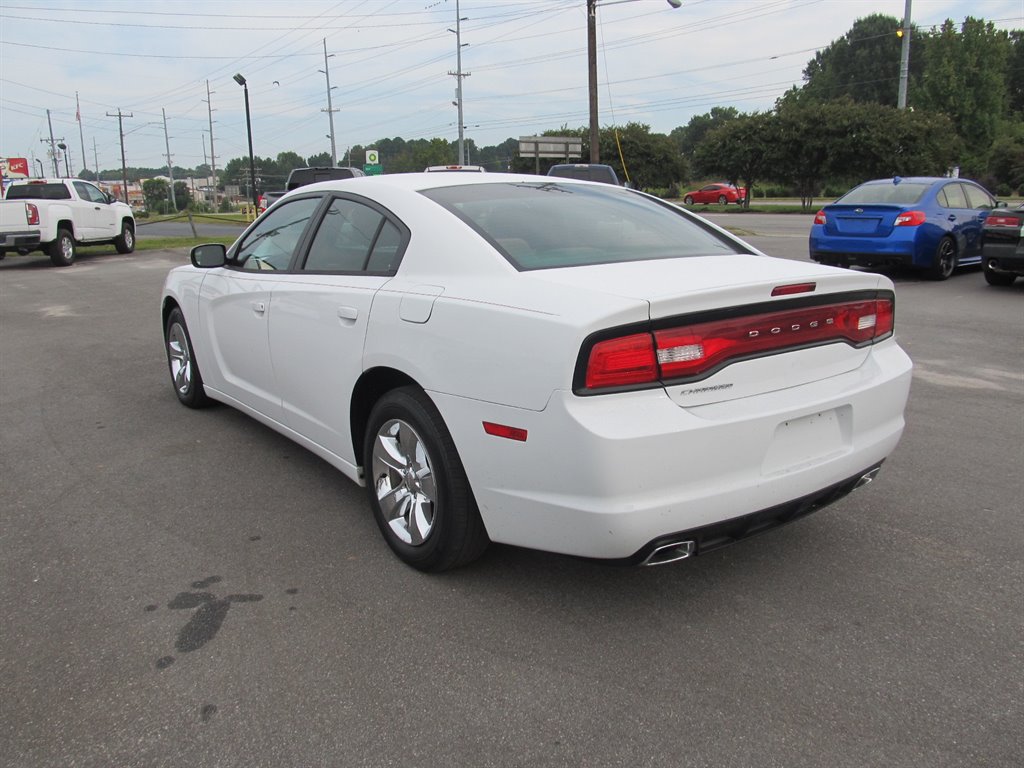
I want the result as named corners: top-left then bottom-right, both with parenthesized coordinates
top-left (822, 204), bottom-right (902, 237)
top-left (536, 254), bottom-right (891, 406)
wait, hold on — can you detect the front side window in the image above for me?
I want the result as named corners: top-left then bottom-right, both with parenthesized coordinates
top-left (961, 183), bottom-right (994, 210)
top-left (231, 196), bottom-right (321, 271)
top-left (421, 182), bottom-right (745, 271)
top-left (73, 181), bottom-right (106, 204)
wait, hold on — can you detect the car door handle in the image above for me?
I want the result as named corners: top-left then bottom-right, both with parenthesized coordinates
top-left (251, 301), bottom-right (266, 315)
top-left (337, 306), bottom-right (358, 323)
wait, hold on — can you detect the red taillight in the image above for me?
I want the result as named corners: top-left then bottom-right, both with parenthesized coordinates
top-left (585, 333), bottom-right (658, 389)
top-left (25, 203), bottom-right (39, 226)
top-left (582, 298), bottom-right (894, 391)
top-left (986, 214), bottom-right (1020, 227)
top-left (894, 210), bottom-right (926, 226)
top-left (814, 210), bottom-right (827, 225)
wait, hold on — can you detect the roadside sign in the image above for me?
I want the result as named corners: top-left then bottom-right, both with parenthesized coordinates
top-left (366, 149), bottom-right (379, 165)
top-left (363, 164), bottom-right (383, 176)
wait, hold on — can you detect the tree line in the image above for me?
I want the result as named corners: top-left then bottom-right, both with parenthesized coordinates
top-left (90, 13), bottom-right (1021, 212)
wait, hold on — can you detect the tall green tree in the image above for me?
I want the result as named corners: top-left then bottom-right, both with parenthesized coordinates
top-left (694, 112), bottom-right (773, 207)
top-left (798, 14), bottom-right (917, 107)
top-left (915, 18), bottom-right (1012, 176)
top-left (670, 106), bottom-right (740, 175)
top-left (600, 123), bottom-right (686, 189)
top-left (142, 178), bottom-right (168, 212)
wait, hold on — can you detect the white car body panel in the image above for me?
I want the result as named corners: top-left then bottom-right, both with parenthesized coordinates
top-left (162, 173), bottom-right (912, 563)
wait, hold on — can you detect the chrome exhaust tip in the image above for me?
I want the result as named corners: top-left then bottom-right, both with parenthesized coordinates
top-left (853, 467), bottom-right (881, 490)
top-left (642, 539), bottom-right (696, 566)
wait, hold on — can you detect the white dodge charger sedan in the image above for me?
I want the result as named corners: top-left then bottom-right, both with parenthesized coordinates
top-left (161, 174), bottom-right (912, 571)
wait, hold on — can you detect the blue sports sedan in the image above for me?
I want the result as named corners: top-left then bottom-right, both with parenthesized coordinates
top-left (809, 177), bottom-right (1000, 280)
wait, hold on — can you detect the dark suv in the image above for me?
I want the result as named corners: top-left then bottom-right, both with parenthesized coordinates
top-left (546, 164), bottom-right (621, 185)
top-left (285, 166), bottom-right (365, 191)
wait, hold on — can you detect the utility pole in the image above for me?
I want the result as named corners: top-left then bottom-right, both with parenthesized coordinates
top-left (76, 92), bottom-right (88, 177)
top-left (321, 38), bottom-right (339, 167)
top-left (897, 0), bottom-right (912, 109)
top-left (92, 138), bottom-right (100, 181)
top-left (448, 0), bottom-right (470, 165)
top-left (43, 109), bottom-right (62, 177)
top-left (163, 108), bottom-right (176, 211)
top-left (587, 0), bottom-right (599, 163)
top-left (106, 108), bottom-right (133, 203)
top-left (204, 80), bottom-right (218, 208)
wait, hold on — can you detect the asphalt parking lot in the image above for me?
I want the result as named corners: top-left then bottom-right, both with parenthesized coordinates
top-left (1, 221), bottom-right (1021, 767)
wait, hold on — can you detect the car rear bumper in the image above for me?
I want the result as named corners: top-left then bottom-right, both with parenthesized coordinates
top-left (0, 230), bottom-right (42, 252)
top-left (809, 236), bottom-right (918, 267)
top-left (432, 340), bottom-right (913, 561)
top-left (982, 243), bottom-right (1024, 275)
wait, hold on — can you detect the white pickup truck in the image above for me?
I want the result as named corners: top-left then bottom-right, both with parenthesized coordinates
top-left (0, 178), bottom-right (136, 266)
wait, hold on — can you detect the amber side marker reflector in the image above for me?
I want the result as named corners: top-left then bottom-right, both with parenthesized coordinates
top-left (771, 282), bottom-right (816, 296)
top-left (483, 422), bottom-right (528, 442)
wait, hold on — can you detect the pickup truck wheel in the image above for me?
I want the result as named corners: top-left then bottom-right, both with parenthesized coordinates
top-left (165, 308), bottom-right (210, 408)
top-left (114, 222), bottom-right (135, 254)
top-left (49, 229), bottom-right (75, 267)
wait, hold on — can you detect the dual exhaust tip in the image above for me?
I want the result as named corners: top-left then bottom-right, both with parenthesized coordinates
top-left (641, 466), bottom-right (882, 566)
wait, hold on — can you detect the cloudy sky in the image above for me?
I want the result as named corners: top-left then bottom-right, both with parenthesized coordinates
top-left (1, 0), bottom-right (1021, 174)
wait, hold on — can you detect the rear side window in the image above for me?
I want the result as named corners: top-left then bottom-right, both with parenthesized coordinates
top-left (5, 183), bottom-right (71, 200)
top-left (938, 184), bottom-right (968, 209)
top-left (300, 197), bottom-right (406, 274)
top-left (421, 182), bottom-right (745, 271)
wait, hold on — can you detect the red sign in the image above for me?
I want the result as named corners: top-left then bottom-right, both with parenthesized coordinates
top-left (1, 157), bottom-right (29, 179)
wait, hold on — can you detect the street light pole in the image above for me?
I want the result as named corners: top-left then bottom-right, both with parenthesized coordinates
top-left (587, 0), bottom-right (681, 164)
top-left (233, 74), bottom-right (259, 211)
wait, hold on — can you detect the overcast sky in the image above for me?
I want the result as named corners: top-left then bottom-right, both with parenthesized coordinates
top-left (1, 0), bottom-right (1021, 174)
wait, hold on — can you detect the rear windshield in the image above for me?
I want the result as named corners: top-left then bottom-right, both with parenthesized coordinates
top-left (836, 181), bottom-right (929, 206)
top-left (287, 168), bottom-right (360, 190)
top-left (5, 183), bottom-right (71, 200)
top-left (420, 182), bottom-right (746, 271)
top-left (548, 166), bottom-right (617, 184)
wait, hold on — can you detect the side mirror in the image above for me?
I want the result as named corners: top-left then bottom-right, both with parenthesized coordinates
top-left (190, 243), bottom-right (227, 268)
top-left (105, 193), bottom-right (116, 204)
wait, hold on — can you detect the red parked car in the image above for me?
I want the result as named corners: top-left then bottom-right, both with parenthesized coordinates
top-left (683, 183), bottom-right (746, 206)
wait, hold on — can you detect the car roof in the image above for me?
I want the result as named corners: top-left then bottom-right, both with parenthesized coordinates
top-left (290, 172), bottom-right (613, 194)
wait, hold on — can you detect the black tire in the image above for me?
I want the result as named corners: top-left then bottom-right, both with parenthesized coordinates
top-left (164, 307), bottom-right (210, 408)
top-left (983, 262), bottom-right (1016, 286)
top-left (926, 237), bottom-right (957, 280)
top-left (683, 195), bottom-right (694, 205)
top-left (718, 194), bottom-right (727, 205)
top-left (48, 229), bottom-right (75, 267)
top-left (114, 221), bottom-right (135, 254)
top-left (363, 386), bottom-right (488, 572)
